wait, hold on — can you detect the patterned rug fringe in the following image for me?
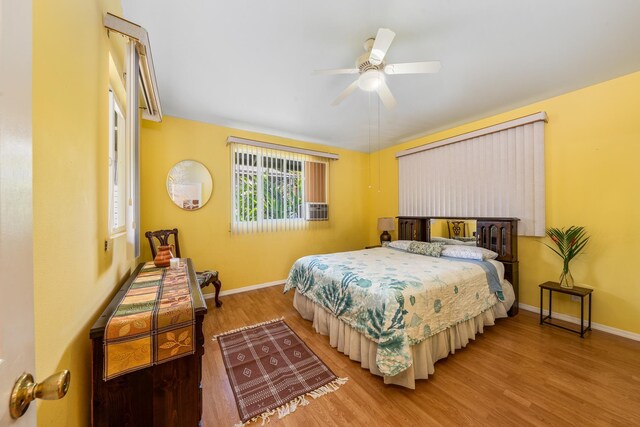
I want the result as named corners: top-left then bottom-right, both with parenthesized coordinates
top-left (232, 377), bottom-right (348, 427)
top-left (306, 376), bottom-right (348, 399)
top-left (212, 317), bottom-right (285, 341)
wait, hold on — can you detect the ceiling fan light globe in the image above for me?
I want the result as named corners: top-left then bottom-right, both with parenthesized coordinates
top-left (358, 70), bottom-right (383, 92)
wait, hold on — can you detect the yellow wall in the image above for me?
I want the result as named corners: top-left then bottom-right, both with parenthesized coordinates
top-left (368, 71), bottom-right (640, 334)
top-left (30, 1), bottom-right (639, 423)
top-left (33, 0), bottom-right (136, 425)
top-left (140, 117), bottom-right (370, 292)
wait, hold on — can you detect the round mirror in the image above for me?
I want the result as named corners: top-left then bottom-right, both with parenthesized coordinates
top-left (166, 160), bottom-right (213, 210)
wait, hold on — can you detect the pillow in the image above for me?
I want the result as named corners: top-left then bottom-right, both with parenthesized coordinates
top-left (431, 236), bottom-right (465, 245)
top-left (407, 241), bottom-right (444, 257)
top-left (453, 236), bottom-right (477, 242)
top-left (386, 240), bottom-right (413, 251)
top-left (441, 245), bottom-right (498, 261)
top-left (457, 240), bottom-right (478, 246)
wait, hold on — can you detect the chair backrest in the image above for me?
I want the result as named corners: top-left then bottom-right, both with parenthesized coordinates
top-left (447, 220), bottom-right (467, 239)
top-left (145, 228), bottom-right (182, 259)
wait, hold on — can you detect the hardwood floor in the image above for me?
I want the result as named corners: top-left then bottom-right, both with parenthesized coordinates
top-left (202, 285), bottom-right (640, 426)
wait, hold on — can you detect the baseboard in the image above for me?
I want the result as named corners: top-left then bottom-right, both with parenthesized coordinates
top-left (203, 279), bottom-right (285, 299)
top-left (519, 303), bottom-right (640, 342)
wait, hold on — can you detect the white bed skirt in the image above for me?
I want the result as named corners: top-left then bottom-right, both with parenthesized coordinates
top-left (293, 291), bottom-right (510, 389)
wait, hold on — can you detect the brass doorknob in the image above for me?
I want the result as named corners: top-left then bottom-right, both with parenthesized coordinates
top-left (10, 370), bottom-right (71, 419)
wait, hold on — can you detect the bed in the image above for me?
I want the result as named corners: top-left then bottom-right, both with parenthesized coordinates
top-left (284, 217), bottom-right (519, 388)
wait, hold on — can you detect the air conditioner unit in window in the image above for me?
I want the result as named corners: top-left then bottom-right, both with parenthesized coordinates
top-left (305, 203), bottom-right (328, 221)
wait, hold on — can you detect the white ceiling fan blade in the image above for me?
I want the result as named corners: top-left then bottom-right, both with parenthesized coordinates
top-left (369, 28), bottom-right (395, 65)
top-left (313, 68), bottom-right (360, 75)
top-left (384, 61), bottom-right (441, 75)
top-left (376, 80), bottom-right (397, 109)
top-left (331, 80), bottom-right (359, 106)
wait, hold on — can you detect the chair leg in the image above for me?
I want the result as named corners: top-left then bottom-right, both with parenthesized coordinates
top-left (213, 279), bottom-right (222, 307)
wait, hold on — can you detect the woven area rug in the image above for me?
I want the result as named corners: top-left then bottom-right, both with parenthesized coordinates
top-left (215, 318), bottom-right (347, 426)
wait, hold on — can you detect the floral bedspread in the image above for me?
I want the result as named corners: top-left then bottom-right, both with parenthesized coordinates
top-left (284, 247), bottom-right (501, 376)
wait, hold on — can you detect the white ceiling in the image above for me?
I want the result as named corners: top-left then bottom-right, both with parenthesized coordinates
top-left (122, 0), bottom-right (640, 152)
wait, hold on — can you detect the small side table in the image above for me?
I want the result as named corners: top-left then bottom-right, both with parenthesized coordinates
top-left (539, 281), bottom-right (593, 338)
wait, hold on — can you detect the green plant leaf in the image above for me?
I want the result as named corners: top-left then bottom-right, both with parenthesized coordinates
top-left (543, 226), bottom-right (590, 264)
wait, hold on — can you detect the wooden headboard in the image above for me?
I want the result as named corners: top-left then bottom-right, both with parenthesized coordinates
top-left (397, 216), bottom-right (519, 316)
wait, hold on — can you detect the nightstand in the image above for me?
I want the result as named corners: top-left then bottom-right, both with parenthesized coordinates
top-left (539, 281), bottom-right (593, 338)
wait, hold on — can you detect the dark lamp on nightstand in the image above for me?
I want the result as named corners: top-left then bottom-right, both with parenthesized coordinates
top-left (377, 217), bottom-right (395, 244)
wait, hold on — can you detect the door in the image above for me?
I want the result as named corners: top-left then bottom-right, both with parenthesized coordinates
top-left (0, 0), bottom-right (36, 424)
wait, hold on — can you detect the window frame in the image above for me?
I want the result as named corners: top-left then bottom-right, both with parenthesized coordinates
top-left (108, 89), bottom-right (127, 237)
top-left (231, 145), bottom-right (330, 233)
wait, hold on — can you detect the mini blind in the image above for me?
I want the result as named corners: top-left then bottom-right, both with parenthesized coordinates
top-left (228, 138), bottom-right (333, 234)
top-left (396, 112), bottom-right (547, 236)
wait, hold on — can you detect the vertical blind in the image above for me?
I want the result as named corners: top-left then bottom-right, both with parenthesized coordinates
top-left (105, 13), bottom-right (163, 257)
top-left (125, 40), bottom-right (141, 257)
top-left (304, 161), bottom-right (327, 202)
top-left (396, 112), bottom-right (547, 236)
top-left (228, 138), bottom-right (335, 234)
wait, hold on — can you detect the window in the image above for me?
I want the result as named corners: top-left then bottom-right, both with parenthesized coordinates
top-left (235, 153), bottom-right (304, 221)
top-left (230, 141), bottom-right (331, 233)
top-left (108, 90), bottom-right (127, 235)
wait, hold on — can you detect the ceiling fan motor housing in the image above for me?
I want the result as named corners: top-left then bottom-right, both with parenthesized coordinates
top-left (356, 51), bottom-right (383, 73)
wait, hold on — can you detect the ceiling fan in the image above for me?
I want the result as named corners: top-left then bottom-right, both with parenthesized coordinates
top-left (315, 28), bottom-right (441, 109)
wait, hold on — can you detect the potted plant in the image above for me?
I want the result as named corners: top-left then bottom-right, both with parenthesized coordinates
top-left (544, 226), bottom-right (590, 288)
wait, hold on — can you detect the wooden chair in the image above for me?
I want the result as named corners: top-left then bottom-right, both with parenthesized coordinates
top-left (447, 220), bottom-right (467, 239)
top-left (145, 228), bottom-right (222, 307)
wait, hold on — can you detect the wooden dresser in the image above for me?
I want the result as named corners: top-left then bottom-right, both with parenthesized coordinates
top-left (90, 259), bottom-right (207, 426)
